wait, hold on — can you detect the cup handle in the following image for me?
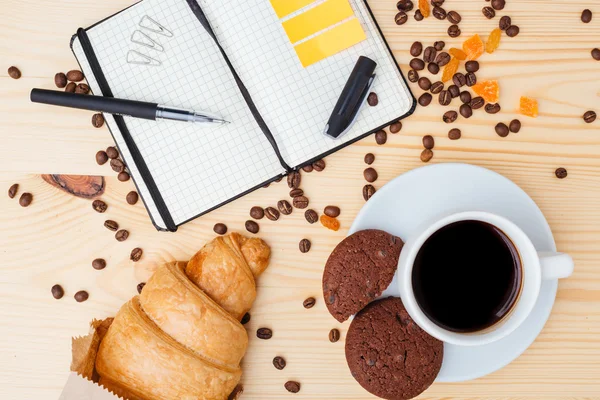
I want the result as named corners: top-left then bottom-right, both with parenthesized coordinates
top-left (538, 252), bottom-right (574, 280)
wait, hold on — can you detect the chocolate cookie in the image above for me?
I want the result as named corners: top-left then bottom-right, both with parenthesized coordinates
top-left (323, 229), bottom-right (403, 322)
top-left (345, 297), bottom-right (443, 400)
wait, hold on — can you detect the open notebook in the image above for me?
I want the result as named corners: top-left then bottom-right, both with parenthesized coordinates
top-left (71, 0), bottom-right (415, 231)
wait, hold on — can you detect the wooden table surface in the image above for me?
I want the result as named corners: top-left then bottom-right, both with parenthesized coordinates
top-left (1, 0), bottom-right (599, 399)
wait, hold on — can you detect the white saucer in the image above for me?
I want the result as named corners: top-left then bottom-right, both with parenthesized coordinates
top-left (349, 163), bottom-right (558, 382)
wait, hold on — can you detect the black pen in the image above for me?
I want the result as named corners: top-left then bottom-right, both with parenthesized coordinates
top-left (30, 89), bottom-right (229, 124)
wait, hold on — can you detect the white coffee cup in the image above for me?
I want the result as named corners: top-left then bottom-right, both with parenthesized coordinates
top-left (397, 211), bottom-right (573, 346)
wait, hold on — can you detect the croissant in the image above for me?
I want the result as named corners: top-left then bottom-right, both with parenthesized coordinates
top-left (93, 234), bottom-right (271, 400)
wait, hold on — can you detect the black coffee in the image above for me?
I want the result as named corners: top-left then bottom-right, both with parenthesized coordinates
top-left (412, 220), bottom-right (522, 333)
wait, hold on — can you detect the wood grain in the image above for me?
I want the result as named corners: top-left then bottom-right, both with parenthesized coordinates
top-left (1, 0), bottom-right (600, 399)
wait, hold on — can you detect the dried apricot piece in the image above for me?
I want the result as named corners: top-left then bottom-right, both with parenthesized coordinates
top-left (486, 28), bottom-right (502, 54)
top-left (441, 57), bottom-right (459, 83)
top-left (320, 215), bottom-right (340, 231)
top-left (472, 80), bottom-right (499, 103)
top-left (448, 47), bottom-right (467, 61)
top-left (462, 34), bottom-right (485, 60)
top-left (519, 96), bottom-right (539, 118)
top-left (418, 0), bottom-right (430, 18)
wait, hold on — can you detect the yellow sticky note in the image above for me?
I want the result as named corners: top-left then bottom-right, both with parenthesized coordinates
top-left (294, 18), bottom-right (366, 68)
top-left (270, 0), bottom-right (316, 18)
top-left (283, 0), bottom-right (354, 44)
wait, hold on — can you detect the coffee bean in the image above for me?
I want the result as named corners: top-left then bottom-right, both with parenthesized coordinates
top-left (118, 171), bottom-right (130, 182)
top-left (495, 122), bottom-right (509, 137)
top-left (229, 385), bottom-right (244, 400)
top-left (447, 11), bottom-right (461, 24)
top-left (245, 220), bottom-right (259, 234)
top-left (92, 200), bottom-right (107, 213)
top-left (302, 164), bottom-right (313, 173)
top-left (329, 328), bottom-right (341, 343)
top-left (470, 96), bottom-right (484, 110)
top-left (75, 83), bottom-right (90, 94)
top-left (110, 159), bottom-right (124, 173)
top-left (106, 146), bottom-right (119, 159)
top-left (555, 167), bottom-right (568, 179)
top-left (51, 284), bottom-right (64, 299)
top-left (299, 239), bottom-right (311, 253)
top-left (313, 159), bottom-right (326, 172)
top-left (433, 6), bottom-right (447, 20)
top-left (460, 103), bottom-right (473, 118)
top-left (19, 193), bottom-right (32, 207)
top-left (130, 248), bottom-right (143, 262)
top-left (257, 327), bottom-right (272, 340)
top-left (509, 119), bottom-right (522, 133)
top-left (491, 0), bottom-right (505, 10)
top-left (126, 191), bottom-right (139, 205)
top-left (448, 128), bottom-right (461, 140)
top-left (453, 73), bottom-right (466, 87)
top-left (241, 312), bottom-right (251, 324)
top-left (273, 356), bottom-right (286, 370)
top-left (418, 93), bottom-right (432, 107)
top-left (582, 9), bottom-right (593, 23)
top-left (408, 69), bottom-right (419, 82)
top-left (287, 171), bottom-right (301, 189)
top-left (67, 70), bottom-right (84, 82)
top-left (303, 297), bottom-right (316, 309)
top-left (430, 81), bottom-right (444, 94)
top-left (432, 0), bottom-right (444, 6)
top-left (460, 91), bottom-right (472, 104)
top-left (92, 258), bottom-right (106, 270)
top-left (465, 61), bottom-right (479, 73)
top-left (65, 82), bottom-right (76, 93)
top-left (592, 48), bottom-right (600, 61)
top-left (434, 40), bottom-right (445, 51)
top-left (420, 149), bottom-right (433, 163)
top-left (305, 209), bottom-right (318, 224)
top-left (55, 72), bottom-right (67, 88)
top-left (213, 223), bottom-right (228, 235)
top-left (265, 207), bottom-right (280, 221)
top-left (285, 381), bottom-right (301, 394)
top-left (289, 188), bottom-right (304, 198)
top-left (8, 66), bottom-right (21, 79)
top-left (506, 25), bottom-right (520, 37)
top-left (423, 135), bottom-right (435, 149)
top-left (409, 58), bottom-right (425, 71)
top-left (439, 90), bottom-right (451, 106)
top-left (395, 11), bottom-right (408, 25)
top-left (278, 200), bottom-right (292, 215)
top-left (418, 77), bottom-right (431, 91)
top-left (8, 183), bottom-right (18, 199)
top-left (92, 113), bottom-right (104, 128)
top-left (390, 121), bottom-right (402, 133)
top-left (583, 110), bottom-right (597, 123)
top-left (448, 85), bottom-right (460, 98)
top-left (465, 72), bottom-right (477, 87)
top-left (74, 290), bottom-right (89, 303)
top-left (448, 24), bottom-right (461, 38)
top-left (364, 167), bottom-right (378, 183)
top-left (367, 92), bottom-right (379, 106)
top-left (485, 103), bottom-right (501, 114)
top-left (249, 206), bottom-right (264, 220)
top-left (137, 283), bottom-right (146, 294)
top-left (363, 184), bottom-right (376, 201)
top-left (364, 153), bottom-right (375, 165)
top-left (96, 150), bottom-right (108, 165)
top-left (499, 15), bottom-right (511, 30)
top-left (115, 229), bottom-right (129, 242)
top-left (375, 130), bottom-right (387, 145)
top-left (104, 220), bottom-right (119, 231)
top-left (443, 110), bottom-right (458, 123)
top-left (410, 41), bottom-right (423, 57)
top-left (324, 206), bottom-right (340, 218)
top-left (424, 46), bottom-right (437, 63)
top-left (482, 6), bottom-right (495, 19)
top-left (293, 196), bottom-right (309, 209)
top-left (427, 62), bottom-right (440, 74)
top-left (435, 52), bottom-right (450, 66)
top-left (396, 0), bottom-right (414, 11)
top-left (414, 9), bottom-right (424, 21)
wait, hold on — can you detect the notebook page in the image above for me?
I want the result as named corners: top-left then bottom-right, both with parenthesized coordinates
top-left (200, 0), bottom-right (414, 168)
top-left (72, 0), bottom-right (285, 228)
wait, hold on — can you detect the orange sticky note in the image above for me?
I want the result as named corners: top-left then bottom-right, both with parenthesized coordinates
top-left (283, 0), bottom-right (354, 44)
